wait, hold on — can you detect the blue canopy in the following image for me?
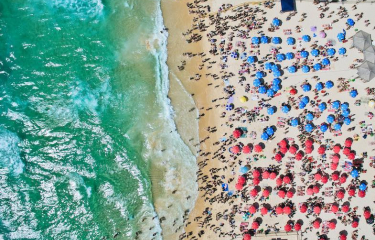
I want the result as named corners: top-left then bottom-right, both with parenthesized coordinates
top-left (347, 18), bottom-right (355, 26)
top-left (302, 83), bottom-right (311, 92)
top-left (286, 52), bottom-right (294, 60)
top-left (302, 65), bottom-right (310, 73)
top-left (273, 78), bottom-right (281, 85)
top-left (300, 51), bottom-right (309, 58)
top-left (314, 63), bottom-right (322, 71)
top-left (359, 183), bottom-right (367, 191)
top-left (267, 107), bottom-right (275, 115)
top-left (259, 85), bottom-right (267, 94)
top-left (266, 127), bottom-right (274, 136)
top-left (291, 118), bottom-right (299, 127)
top-left (337, 33), bottom-right (345, 41)
top-left (265, 62), bottom-right (274, 70)
top-left (287, 37), bottom-right (295, 45)
top-left (256, 71), bottom-right (264, 78)
top-left (311, 49), bottom-right (320, 57)
top-left (247, 56), bottom-right (256, 63)
top-left (344, 117), bottom-right (351, 125)
top-left (327, 115), bottom-right (335, 124)
top-left (327, 48), bottom-right (336, 56)
top-left (320, 124), bottom-right (328, 133)
top-left (342, 109), bottom-right (350, 117)
top-left (276, 53), bottom-right (286, 61)
top-left (273, 70), bottom-right (281, 77)
top-left (272, 84), bottom-right (281, 91)
top-left (341, 102), bottom-right (349, 111)
top-left (322, 58), bottom-right (330, 65)
top-left (302, 35), bottom-right (311, 42)
top-left (332, 101), bottom-right (341, 110)
top-left (288, 66), bottom-right (297, 73)
top-left (325, 80), bottom-right (334, 89)
top-left (272, 37), bottom-right (281, 44)
top-left (334, 123), bottom-right (342, 131)
top-left (252, 37), bottom-right (260, 44)
top-left (261, 132), bottom-right (269, 140)
top-left (350, 169), bottom-right (359, 178)
top-left (301, 96), bottom-right (309, 104)
top-left (350, 89), bottom-right (358, 98)
top-left (253, 78), bottom-right (262, 87)
top-left (318, 102), bottom-right (327, 112)
top-left (282, 105), bottom-right (290, 113)
top-left (315, 82), bottom-right (324, 91)
top-left (305, 124), bottom-right (314, 132)
top-left (306, 113), bottom-right (314, 121)
top-left (299, 101), bottom-right (306, 109)
top-left (272, 18), bottom-right (281, 26)
top-left (261, 36), bottom-right (269, 44)
top-left (240, 166), bottom-right (250, 174)
top-left (267, 89), bottom-right (275, 97)
top-left (339, 47), bottom-right (346, 55)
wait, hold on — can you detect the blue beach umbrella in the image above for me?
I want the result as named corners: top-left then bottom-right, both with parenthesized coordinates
top-left (341, 102), bottom-right (349, 111)
top-left (286, 52), bottom-right (294, 60)
top-left (247, 56), bottom-right (256, 63)
top-left (256, 71), bottom-right (264, 78)
top-left (259, 85), bottom-right (267, 94)
top-left (359, 183), bottom-right (367, 191)
top-left (252, 37), bottom-right (260, 44)
top-left (325, 80), bottom-right (334, 89)
top-left (302, 83), bottom-right (311, 92)
top-left (300, 51), bottom-right (309, 58)
top-left (334, 123), bottom-right (342, 131)
top-left (301, 96), bottom-right (310, 104)
top-left (287, 37), bottom-right (295, 45)
top-left (271, 64), bottom-right (279, 72)
top-left (339, 47), bottom-right (346, 55)
top-left (337, 33), bottom-right (345, 41)
top-left (288, 66), bottom-right (297, 73)
top-left (350, 89), bottom-right (358, 98)
top-left (267, 89), bottom-right (275, 97)
top-left (272, 18), bottom-right (281, 26)
top-left (302, 65), bottom-right (310, 73)
top-left (276, 53), bottom-right (286, 61)
top-left (231, 52), bottom-right (238, 58)
top-left (344, 117), bottom-right (351, 125)
top-left (351, 169), bottom-right (359, 178)
top-left (299, 101), bottom-right (306, 109)
top-left (322, 58), bottom-right (330, 65)
top-left (332, 100), bottom-right (341, 110)
top-left (273, 70), bottom-right (281, 77)
top-left (327, 48), bottom-right (336, 56)
top-left (261, 132), bottom-right (269, 140)
top-left (314, 63), bottom-right (322, 71)
top-left (265, 62), bottom-right (273, 70)
top-left (267, 107), bottom-right (275, 115)
top-left (347, 18), bottom-right (355, 26)
top-left (318, 102), bottom-right (327, 112)
top-left (311, 49), bottom-right (320, 57)
top-left (306, 113), bottom-right (314, 121)
top-left (320, 123), bottom-right (328, 133)
top-left (315, 82), bottom-right (324, 91)
top-left (305, 124), bottom-right (314, 133)
top-left (240, 166), bottom-right (249, 174)
top-left (272, 84), bottom-right (281, 91)
top-left (261, 35), bottom-right (269, 44)
top-left (253, 78), bottom-right (262, 87)
top-left (302, 35), bottom-right (311, 42)
top-left (282, 105), bottom-right (290, 113)
top-left (273, 78), bottom-right (281, 85)
top-left (272, 37), bottom-right (281, 44)
top-left (327, 115), bottom-right (335, 124)
top-left (266, 127), bottom-right (274, 136)
top-left (342, 109), bottom-right (350, 117)
top-left (226, 104), bottom-right (234, 111)
top-left (291, 118), bottom-right (299, 127)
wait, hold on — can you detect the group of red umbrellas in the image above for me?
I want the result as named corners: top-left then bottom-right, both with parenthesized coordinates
top-left (231, 143), bottom-right (263, 154)
top-left (330, 203), bottom-right (350, 213)
top-left (235, 175), bottom-right (246, 190)
top-left (274, 139), bottom-right (306, 162)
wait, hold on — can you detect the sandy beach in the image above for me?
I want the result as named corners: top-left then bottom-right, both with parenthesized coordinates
top-left (161, 0), bottom-right (375, 239)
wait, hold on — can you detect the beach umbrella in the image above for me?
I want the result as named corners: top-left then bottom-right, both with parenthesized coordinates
top-left (250, 188), bottom-right (258, 197)
top-left (315, 82), bottom-right (324, 91)
top-left (302, 65), bottom-right (310, 73)
top-left (253, 169), bottom-right (260, 178)
top-left (226, 104), bottom-right (234, 111)
top-left (273, 78), bottom-right (281, 85)
top-left (286, 52), bottom-right (294, 60)
top-left (279, 139), bottom-right (287, 148)
top-left (265, 62), bottom-right (273, 70)
top-left (336, 190), bottom-right (345, 199)
top-left (358, 190), bottom-right (366, 198)
top-left (344, 117), bottom-right (351, 125)
top-left (342, 109), bottom-right (350, 117)
top-left (341, 102), bottom-right (349, 111)
top-left (262, 171), bottom-right (270, 179)
top-left (300, 51), bottom-right (309, 58)
top-left (258, 85), bottom-right (267, 94)
top-left (319, 102), bottom-right (327, 112)
top-left (256, 71), bottom-right (264, 79)
top-left (315, 173), bottom-right (322, 181)
top-left (283, 176), bottom-right (291, 184)
top-left (253, 178), bottom-right (260, 186)
top-left (283, 206), bottom-right (292, 214)
top-left (332, 164), bottom-right (338, 171)
top-left (322, 58), bottom-right (330, 65)
top-left (269, 172), bottom-right (277, 179)
top-left (347, 18), bottom-right (355, 26)
top-left (247, 56), bottom-right (256, 63)
top-left (331, 204), bottom-right (339, 213)
top-left (305, 139), bottom-right (313, 147)
top-left (249, 205), bottom-right (257, 214)
top-left (231, 51), bottom-right (238, 58)
top-left (314, 205), bottom-right (321, 214)
top-left (233, 129), bottom-right (242, 138)
top-left (288, 65), bottom-right (297, 73)
top-left (299, 96), bottom-right (308, 105)
top-left (276, 177), bottom-right (283, 186)
top-left (253, 78), bottom-right (262, 87)
top-left (276, 53), bottom-right (286, 61)
top-left (369, 99), bottom-right (375, 108)
top-left (350, 89), bottom-right (358, 98)
top-left (263, 189), bottom-right (270, 197)
top-left (261, 132), bottom-right (269, 140)
top-left (240, 96), bottom-right (248, 102)
top-left (272, 83), bottom-right (281, 92)
top-left (254, 144), bottom-right (262, 153)
top-left (252, 221), bottom-right (259, 230)
top-left (282, 105), bottom-right (290, 113)
top-left (287, 37), bottom-right (295, 45)
top-left (307, 187), bottom-right (314, 195)
top-left (364, 210), bottom-right (371, 219)
top-left (252, 37), bottom-right (260, 44)
top-left (271, 64), bottom-right (279, 72)
top-left (290, 88), bottom-right (297, 95)
top-left (318, 146), bottom-right (326, 155)
top-left (306, 113), bottom-right (314, 121)
top-left (284, 224), bottom-right (292, 232)
top-left (287, 190), bottom-right (294, 198)
top-left (352, 221), bottom-right (359, 228)
top-left (232, 145), bottom-right (241, 153)
top-left (276, 206), bottom-right (283, 215)
top-left (332, 145), bottom-right (341, 154)
top-left (300, 204), bottom-right (307, 213)
top-left (313, 220), bottom-right (321, 229)
top-left (305, 146), bottom-right (313, 154)
top-left (243, 234), bottom-right (251, 240)
top-left (329, 222), bottom-right (336, 229)
top-left (332, 172), bottom-right (339, 181)
top-left (321, 175), bottom-right (329, 183)
top-left (302, 83), bottom-right (311, 92)
top-left (294, 223), bottom-right (302, 231)
top-left (238, 176), bottom-right (246, 185)
top-left (334, 123), bottom-right (342, 131)
top-left (339, 175), bottom-right (347, 184)
top-left (261, 35), bottom-right (269, 44)
top-left (267, 89), bottom-right (276, 97)
top-left (326, 80), bottom-right (334, 89)
top-left (332, 100), bottom-right (341, 110)
top-left (319, 31), bottom-right (327, 38)
top-left (299, 101), bottom-right (306, 109)
top-left (240, 166), bottom-right (249, 175)
top-left (273, 70), bottom-right (281, 78)
top-left (272, 18), bottom-right (281, 26)
top-left (267, 107), bottom-right (275, 115)
top-left (327, 115), bottom-right (335, 124)
top-left (235, 183), bottom-right (244, 190)
top-left (291, 118), bottom-right (299, 127)
top-left (289, 145), bottom-right (297, 155)
top-left (342, 205), bottom-right (350, 213)
top-left (339, 47), bottom-right (346, 55)
top-left (275, 153), bottom-right (283, 162)
top-left (348, 188), bottom-right (356, 196)
top-left (332, 154), bottom-right (340, 163)
top-left (278, 189), bottom-right (286, 199)
top-left (337, 33), bottom-right (345, 41)
top-left (327, 48), bottom-right (336, 56)
top-left (261, 207), bottom-right (268, 215)
top-left (311, 49), bottom-right (320, 57)
top-left (359, 183), bottom-right (367, 191)
top-left (302, 35), bottom-right (311, 42)
top-left (313, 185), bottom-right (320, 194)
top-left (343, 147), bottom-right (351, 155)
top-left (348, 152), bottom-right (355, 160)
top-left (272, 37), bottom-right (281, 44)
top-left (266, 127), bottom-right (274, 136)
top-left (314, 63), bottom-right (322, 71)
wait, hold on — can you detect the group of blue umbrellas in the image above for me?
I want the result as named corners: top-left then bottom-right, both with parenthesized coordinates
top-left (256, 71), bottom-right (265, 79)
top-left (261, 126), bottom-right (275, 140)
top-left (253, 78), bottom-right (263, 87)
top-left (265, 62), bottom-right (274, 70)
top-left (247, 56), bottom-right (257, 63)
top-left (276, 53), bottom-right (286, 62)
top-left (327, 114), bottom-right (335, 124)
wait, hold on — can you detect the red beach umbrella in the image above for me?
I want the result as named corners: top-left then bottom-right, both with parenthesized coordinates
top-left (348, 152), bottom-right (355, 160)
top-left (232, 145), bottom-right (241, 154)
top-left (283, 206), bottom-right (292, 215)
top-left (305, 146), bottom-right (313, 154)
top-left (343, 147), bottom-right (351, 156)
top-left (332, 172), bottom-right (339, 181)
top-left (305, 139), bottom-right (313, 147)
top-left (276, 177), bottom-right (283, 186)
top-left (283, 176), bottom-right (291, 184)
top-left (295, 151), bottom-right (303, 161)
top-left (262, 171), bottom-right (270, 179)
top-left (318, 146), bottom-right (326, 155)
top-left (253, 170), bottom-right (260, 178)
top-left (340, 235), bottom-right (347, 240)
top-left (238, 176), bottom-right (246, 185)
top-left (314, 173), bottom-right (322, 181)
top-left (329, 221), bottom-right (336, 229)
top-left (342, 205), bottom-right (350, 213)
top-left (336, 190), bottom-right (345, 199)
top-left (284, 223), bottom-right (292, 232)
top-left (313, 185), bottom-right (320, 194)
top-left (262, 189), bottom-right (270, 197)
top-left (242, 145), bottom-right (252, 154)
top-left (339, 175), bottom-right (347, 184)
top-left (313, 220), bottom-right (320, 229)
top-left (331, 204), bottom-right (339, 213)
top-left (307, 187), bottom-right (314, 195)
top-left (235, 183), bottom-right (244, 190)
top-left (278, 189), bottom-right (286, 199)
top-left (333, 144), bottom-right (341, 153)
top-left (300, 204), bottom-right (307, 213)
top-left (249, 205), bottom-right (257, 214)
top-left (280, 147), bottom-right (288, 154)
top-left (243, 234), bottom-right (251, 240)
top-left (269, 172), bottom-right (277, 179)
top-left (331, 163), bottom-right (338, 170)
top-left (358, 190), bottom-right (366, 198)
top-left (294, 223), bottom-right (302, 231)
top-left (348, 188), bottom-right (356, 196)
top-left (275, 153), bottom-right (283, 162)
top-left (233, 129), bottom-right (242, 138)
top-left (252, 221), bottom-right (259, 230)
top-left (275, 206), bottom-right (283, 215)
top-left (314, 205), bottom-right (321, 214)
top-left (364, 210), bottom-right (371, 219)
top-left (290, 88), bottom-right (297, 95)
top-left (279, 139), bottom-right (287, 148)
top-left (254, 144), bottom-right (262, 153)
top-left (253, 178), bottom-right (260, 186)
top-left (352, 221), bottom-right (359, 228)
top-left (345, 138), bottom-right (352, 147)
top-left (321, 175), bottom-right (329, 184)
top-left (289, 145), bottom-right (297, 154)
top-left (287, 190), bottom-right (294, 198)
top-left (261, 207), bottom-right (268, 215)
top-left (332, 154), bottom-right (340, 163)
top-left (250, 188), bottom-right (258, 197)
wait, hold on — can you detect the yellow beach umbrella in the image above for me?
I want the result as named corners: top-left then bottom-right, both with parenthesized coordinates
top-left (369, 99), bottom-right (375, 108)
top-left (240, 96), bottom-right (248, 103)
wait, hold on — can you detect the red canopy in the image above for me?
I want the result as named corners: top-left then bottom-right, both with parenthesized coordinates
top-left (284, 224), bottom-right (292, 232)
top-left (352, 221), bottom-right (358, 228)
top-left (318, 145), bottom-right (326, 155)
top-left (358, 190), bottom-right (366, 198)
top-left (364, 210), bottom-right (371, 219)
top-left (243, 234), bottom-right (251, 240)
top-left (275, 206), bottom-right (283, 214)
top-left (314, 173), bottom-right (322, 181)
top-left (279, 139), bottom-right (288, 148)
top-left (343, 147), bottom-right (351, 155)
top-left (252, 221), bottom-right (259, 230)
top-left (348, 188), bottom-right (356, 196)
top-left (290, 88), bottom-right (297, 95)
top-left (331, 204), bottom-right (339, 213)
top-left (262, 171), bottom-right (270, 179)
top-left (307, 187), bottom-right (314, 195)
top-left (289, 145), bottom-right (297, 155)
top-left (305, 146), bottom-right (313, 154)
top-left (261, 207), bottom-right (268, 215)
top-left (283, 206), bottom-right (292, 214)
top-left (332, 172), bottom-right (339, 181)
top-left (339, 176), bottom-right (347, 184)
top-left (253, 178), bottom-right (260, 186)
top-left (278, 189), bottom-right (286, 199)
top-left (313, 220), bottom-right (320, 229)
top-left (233, 129), bottom-right (242, 138)
top-left (295, 151), bottom-right (303, 161)
top-left (254, 144), bottom-right (262, 153)
top-left (348, 152), bottom-right (355, 160)
top-left (336, 190), bottom-right (345, 199)
top-left (238, 176), bottom-right (246, 185)
top-left (332, 154), bottom-right (340, 163)
top-left (331, 163), bottom-right (338, 170)
top-left (340, 235), bottom-right (347, 240)
top-left (269, 172), bottom-right (277, 179)
top-left (329, 221), bottom-right (336, 229)
top-left (287, 190), bottom-right (294, 198)
top-left (305, 139), bottom-right (313, 147)
top-left (321, 175), bottom-right (329, 184)
top-left (232, 145), bottom-right (241, 154)
top-left (242, 145), bottom-right (252, 154)
top-left (294, 223), bottom-right (302, 231)
top-left (250, 188), bottom-right (258, 197)
top-left (345, 138), bottom-right (352, 147)
top-left (314, 205), bottom-right (321, 214)
top-left (280, 147), bottom-right (288, 154)
top-left (342, 205), bottom-right (350, 213)
top-left (262, 189), bottom-right (270, 197)
top-left (253, 170), bottom-right (260, 178)
top-left (283, 176), bottom-right (291, 184)
top-left (276, 177), bottom-right (283, 186)
top-left (313, 185), bottom-right (320, 194)
top-left (249, 205), bottom-right (257, 214)
top-left (275, 153), bottom-right (283, 162)
top-left (333, 144), bottom-right (341, 153)
top-left (300, 204), bottom-right (307, 213)
top-left (235, 183), bottom-right (244, 190)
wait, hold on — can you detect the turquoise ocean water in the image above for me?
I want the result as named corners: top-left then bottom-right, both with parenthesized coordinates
top-left (0, 0), bottom-right (197, 239)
